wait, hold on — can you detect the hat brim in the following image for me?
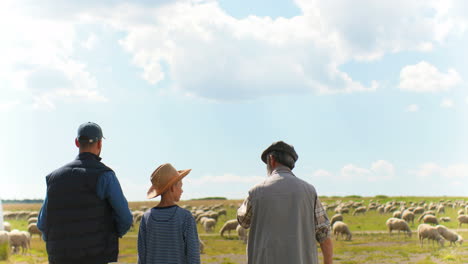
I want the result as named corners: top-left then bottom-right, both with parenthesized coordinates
top-left (147, 169), bottom-right (191, 199)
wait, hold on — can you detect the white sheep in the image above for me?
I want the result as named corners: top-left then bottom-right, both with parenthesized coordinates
top-left (457, 215), bottom-right (468, 227)
top-left (352, 206), bottom-right (366, 216)
top-left (220, 219), bottom-right (239, 237)
top-left (8, 230), bottom-right (29, 254)
top-left (236, 225), bottom-right (248, 244)
top-left (439, 217), bottom-right (451, 223)
top-left (386, 218), bottom-right (411, 237)
top-left (392, 211), bottom-right (402, 219)
top-left (422, 215), bottom-right (439, 225)
top-left (27, 223), bottom-right (42, 238)
top-left (402, 210), bottom-right (415, 225)
top-left (458, 209), bottom-right (465, 215)
top-left (418, 211), bottom-right (435, 222)
top-left (330, 214), bottom-right (343, 226)
top-left (435, 225), bottom-right (463, 246)
top-left (332, 221), bottom-right (352, 241)
top-left (3, 222), bottom-right (11, 232)
top-left (203, 218), bottom-right (216, 233)
top-left (27, 217), bottom-right (38, 225)
top-left (418, 224), bottom-right (445, 247)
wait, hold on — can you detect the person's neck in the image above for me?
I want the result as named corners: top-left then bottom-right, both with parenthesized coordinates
top-left (157, 196), bottom-right (177, 207)
top-left (79, 149), bottom-right (100, 156)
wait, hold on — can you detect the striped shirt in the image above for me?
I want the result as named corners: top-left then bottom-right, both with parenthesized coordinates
top-left (138, 205), bottom-right (200, 264)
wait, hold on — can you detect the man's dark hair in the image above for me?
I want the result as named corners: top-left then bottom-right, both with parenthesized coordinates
top-left (267, 150), bottom-right (296, 170)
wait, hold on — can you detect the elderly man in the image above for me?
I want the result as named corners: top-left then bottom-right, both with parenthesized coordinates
top-left (237, 141), bottom-right (333, 264)
top-left (37, 122), bottom-right (133, 264)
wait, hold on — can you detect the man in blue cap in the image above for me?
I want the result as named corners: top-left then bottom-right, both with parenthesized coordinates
top-left (37, 122), bottom-right (133, 264)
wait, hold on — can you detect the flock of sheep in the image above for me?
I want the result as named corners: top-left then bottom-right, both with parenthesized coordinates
top-left (1, 211), bottom-right (42, 254)
top-left (325, 199), bottom-right (467, 247)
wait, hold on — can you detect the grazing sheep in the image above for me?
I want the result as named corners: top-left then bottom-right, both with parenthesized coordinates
top-left (8, 230), bottom-right (29, 254)
top-left (392, 211), bottom-right (402, 219)
top-left (330, 214), bottom-right (344, 226)
top-left (422, 215), bottom-right (439, 225)
top-left (436, 205), bottom-right (445, 214)
top-left (236, 225), bottom-right (248, 244)
top-left (27, 223), bottom-right (41, 238)
top-left (352, 207), bottom-right (366, 216)
top-left (402, 211), bottom-right (415, 225)
top-left (27, 217), bottom-right (38, 225)
top-left (332, 221), bottom-right (352, 241)
top-left (413, 207), bottom-right (425, 214)
top-left (386, 218), bottom-right (411, 237)
top-left (3, 222), bottom-right (11, 232)
top-left (457, 215), bottom-right (468, 227)
top-left (418, 211), bottom-right (435, 222)
top-left (458, 209), bottom-right (465, 215)
top-left (203, 218), bottom-right (216, 233)
top-left (28, 212), bottom-right (39, 219)
top-left (21, 231), bottom-right (31, 250)
top-left (439, 217), bottom-right (451, 223)
top-left (220, 219), bottom-right (239, 237)
top-left (436, 225), bottom-right (463, 246)
top-left (218, 209), bottom-right (227, 217)
top-left (418, 224), bottom-right (445, 247)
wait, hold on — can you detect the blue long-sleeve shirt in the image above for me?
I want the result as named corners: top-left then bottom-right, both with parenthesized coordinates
top-left (37, 170), bottom-right (133, 241)
top-left (138, 205), bottom-right (200, 264)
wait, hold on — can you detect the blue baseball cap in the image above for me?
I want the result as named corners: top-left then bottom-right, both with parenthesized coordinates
top-left (77, 122), bottom-right (104, 143)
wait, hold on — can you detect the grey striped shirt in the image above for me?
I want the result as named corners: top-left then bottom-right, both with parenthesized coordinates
top-left (138, 205), bottom-right (200, 264)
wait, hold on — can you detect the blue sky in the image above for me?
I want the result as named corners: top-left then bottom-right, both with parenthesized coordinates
top-left (1, 0), bottom-right (468, 201)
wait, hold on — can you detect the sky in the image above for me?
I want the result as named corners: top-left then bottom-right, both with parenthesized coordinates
top-left (1, 0), bottom-right (468, 201)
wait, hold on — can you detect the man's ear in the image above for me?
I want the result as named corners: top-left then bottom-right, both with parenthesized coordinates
top-left (75, 138), bottom-right (80, 148)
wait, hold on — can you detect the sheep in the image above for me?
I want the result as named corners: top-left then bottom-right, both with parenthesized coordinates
top-left (418, 211), bottom-right (435, 222)
top-left (220, 219), bottom-right (239, 237)
top-left (8, 230), bottom-right (29, 254)
top-left (28, 212), bottom-right (39, 219)
top-left (21, 231), bottom-right (31, 250)
top-left (436, 205), bottom-right (445, 214)
top-left (458, 209), bottom-right (465, 215)
top-left (386, 218), bottom-right (411, 237)
top-left (203, 218), bottom-right (216, 233)
top-left (27, 223), bottom-right (42, 238)
top-left (392, 211), bottom-right (402, 219)
top-left (413, 206), bottom-right (425, 214)
top-left (217, 209), bottom-right (227, 217)
top-left (330, 214), bottom-right (343, 226)
top-left (418, 224), bottom-right (445, 247)
top-left (236, 225), bottom-right (248, 244)
top-left (352, 206), bottom-right (366, 216)
top-left (27, 217), bottom-right (38, 225)
top-left (439, 217), bottom-right (451, 223)
top-left (436, 225), bottom-right (463, 246)
top-left (457, 215), bottom-right (468, 227)
top-left (422, 215), bottom-right (439, 225)
top-left (402, 210), bottom-right (415, 225)
top-left (3, 222), bottom-right (11, 232)
top-left (332, 221), bottom-right (352, 241)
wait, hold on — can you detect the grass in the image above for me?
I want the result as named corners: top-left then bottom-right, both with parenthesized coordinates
top-left (3, 197), bottom-right (468, 263)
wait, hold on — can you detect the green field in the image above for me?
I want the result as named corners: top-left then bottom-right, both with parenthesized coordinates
top-left (2, 196), bottom-right (468, 264)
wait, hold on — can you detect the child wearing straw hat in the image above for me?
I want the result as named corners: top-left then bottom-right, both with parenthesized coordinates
top-left (137, 163), bottom-right (200, 264)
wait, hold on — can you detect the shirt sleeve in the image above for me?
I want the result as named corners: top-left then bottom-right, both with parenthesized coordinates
top-left (184, 214), bottom-right (201, 264)
top-left (137, 213), bottom-right (147, 264)
top-left (237, 195), bottom-right (252, 229)
top-left (37, 195), bottom-right (48, 241)
top-left (97, 171), bottom-right (133, 237)
top-left (314, 196), bottom-right (331, 243)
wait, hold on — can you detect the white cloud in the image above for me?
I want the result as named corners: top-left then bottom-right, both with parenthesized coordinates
top-left (0, 100), bottom-right (20, 112)
top-left (410, 163), bottom-right (468, 179)
top-left (406, 104), bottom-right (419, 112)
top-left (82, 33), bottom-right (98, 50)
top-left (440, 98), bottom-right (454, 108)
top-left (399, 61), bottom-right (462, 93)
top-left (314, 160), bottom-right (395, 182)
top-left (0, 2), bottom-right (107, 109)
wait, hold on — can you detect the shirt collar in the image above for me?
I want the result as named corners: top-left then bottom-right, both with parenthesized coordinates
top-left (76, 152), bottom-right (102, 161)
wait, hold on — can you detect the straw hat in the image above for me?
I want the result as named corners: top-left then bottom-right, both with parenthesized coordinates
top-left (147, 163), bottom-right (191, 199)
